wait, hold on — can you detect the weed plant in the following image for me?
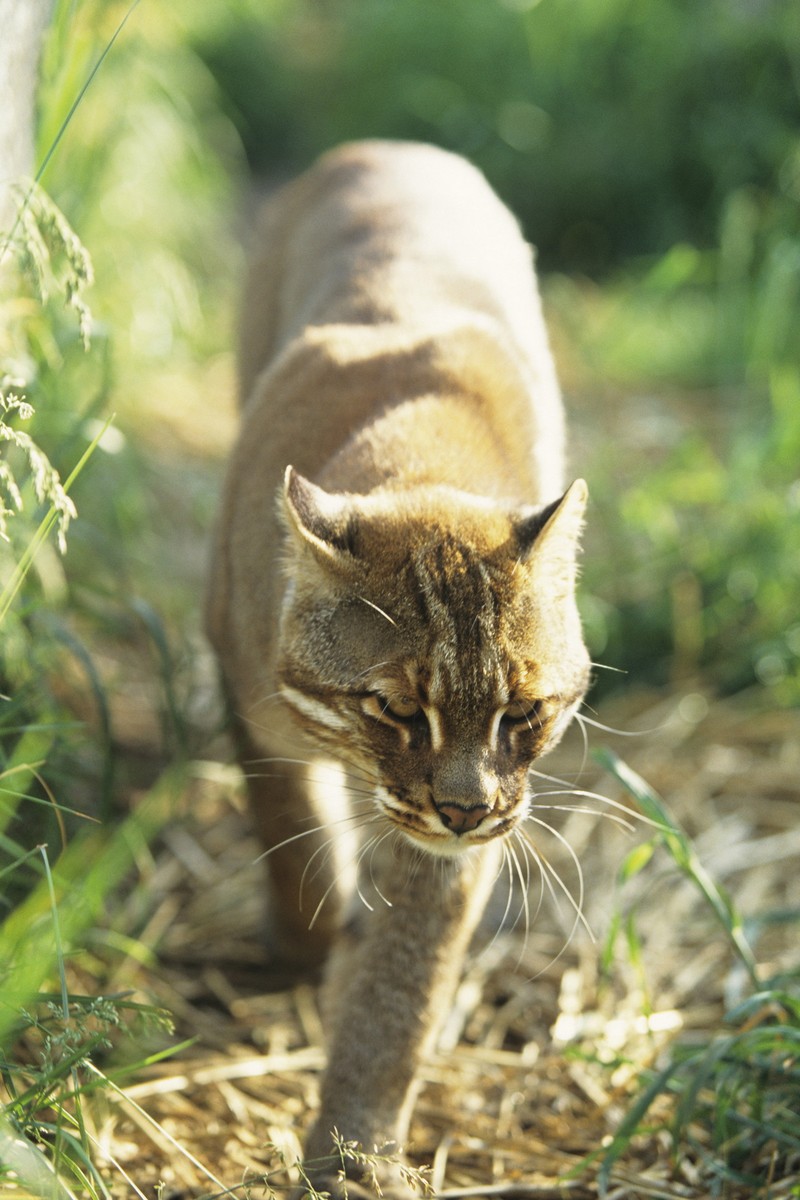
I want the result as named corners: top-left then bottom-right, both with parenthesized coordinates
top-left (0, 180), bottom-right (133, 1197)
top-left (0, 4), bottom-right (202, 1192)
top-left (596, 752), bottom-right (800, 1196)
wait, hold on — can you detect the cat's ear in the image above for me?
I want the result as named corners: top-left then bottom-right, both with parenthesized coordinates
top-left (282, 466), bottom-right (359, 565)
top-left (514, 479), bottom-right (588, 591)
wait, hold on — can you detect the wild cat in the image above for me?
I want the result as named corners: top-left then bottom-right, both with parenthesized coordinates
top-left (206, 140), bottom-right (590, 1196)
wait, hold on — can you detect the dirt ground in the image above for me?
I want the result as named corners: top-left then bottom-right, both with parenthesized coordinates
top-left (92, 654), bottom-right (800, 1199)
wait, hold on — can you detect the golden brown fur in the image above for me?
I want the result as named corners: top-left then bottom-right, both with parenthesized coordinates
top-left (206, 141), bottom-right (589, 1195)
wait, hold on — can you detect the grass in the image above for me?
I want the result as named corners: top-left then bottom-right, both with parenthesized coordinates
top-left (595, 752), bottom-right (800, 1196)
top-left (0, 7), bottom-right (197, 1191)
top-left (0, 0), bottom-right (798, 1195)
top-left (0, 770), bottom-right (183, 1197)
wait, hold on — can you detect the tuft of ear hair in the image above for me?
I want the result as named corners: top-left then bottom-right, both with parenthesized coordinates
top-left (282, 466), bottom-right (360, 562)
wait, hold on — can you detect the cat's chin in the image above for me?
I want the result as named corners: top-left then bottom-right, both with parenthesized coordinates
top-left (403, 832), bottom-right (491, 859)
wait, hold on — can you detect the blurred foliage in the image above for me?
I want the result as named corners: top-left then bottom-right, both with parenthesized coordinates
top-left (554, 185), bottom-right (800, 701)
top-left (184, 0), bottom-right (800, 703)
top-left (188, 0), bottom-right (800, 271)
top-left (0, 169), bottom-right (107, 860)
top-left (1, 13), bottom-right (216, 1181)
top-left (0, 0), bottom-right (244, 856)
top-left (587, 371), bottom-right (800, 704)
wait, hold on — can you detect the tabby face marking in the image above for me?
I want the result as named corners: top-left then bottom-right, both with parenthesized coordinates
top-left (277, 472), bottom-right (590, 854)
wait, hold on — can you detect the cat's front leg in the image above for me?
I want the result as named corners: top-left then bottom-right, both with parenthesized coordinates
top-left (302, 843), bottom-right (500, 1198)
top-left (235, 718), bottom-right (346, 978)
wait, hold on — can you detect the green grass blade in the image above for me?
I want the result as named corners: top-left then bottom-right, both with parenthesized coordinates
top-left (596, 748), bottom-right (760, 987)
top-left (42, 614), bottom-right (115, 819)
top-left (0, 417), bottom-right (112, 623)
top-left (0, 1), bottom-right (142, 268)
top-left (34, 1), bottom-right (142, 189)
top-left (0, 763), bottom-right (185, 1045)
top-left (670, 1034), bottom-right (735, 1147)
top-left (597, 1058), bottom-right (680, 1194)
top-left (0, 727), bottom-right (55, 836)
top-left (129, 597), bottom-right (188, 756)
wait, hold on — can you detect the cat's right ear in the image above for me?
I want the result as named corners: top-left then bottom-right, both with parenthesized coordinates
top-left (513, 478), bottom-right (588, 595)
top-left (281, 465), bottom-right (360, 567)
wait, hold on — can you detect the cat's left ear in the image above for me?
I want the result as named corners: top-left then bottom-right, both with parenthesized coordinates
top-left (514, 479), bottom-right (588, 590)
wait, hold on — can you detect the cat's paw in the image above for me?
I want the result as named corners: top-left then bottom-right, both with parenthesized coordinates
top-left (298, 1135), bottom-right (428, 1200)
top-left (296, 1171), bottom-right (420, 1200)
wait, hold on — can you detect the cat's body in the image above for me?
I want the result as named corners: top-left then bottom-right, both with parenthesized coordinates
top-left (207, 141), bottom-right (590, 1194)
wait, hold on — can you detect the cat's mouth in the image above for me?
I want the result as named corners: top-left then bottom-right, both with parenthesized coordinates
top-left (376, 787), bottom-right (523, 855)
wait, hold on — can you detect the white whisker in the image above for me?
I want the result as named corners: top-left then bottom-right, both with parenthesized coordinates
top-left (529, 764), bottom-right (584, 788)
top-left (253, 809), bottom-right (374, 865)
top-left (298, 839), bottom-right (338, 910)
top-left (529, 793), bottom-right (637, 833)
top-left (516, 831), bottom-right (582, 980)
top-left (522, 818), bottom-right (593, 944)
top-left (354, 836), bottom-right (381, 913)
top-left (252, 824), bottom-right (329, 865)
top-left (242, 759), bottom-right (381, 800)
top-left (513, 829), bottom-right (546, 928)
top-left (498, 845), bottom-right (516, 931)
top-left (340, 661), bottom-right (395, 689)
top-left (298, 815), bottom-right (380, 909)
top-left (508, 840), bottom-right (531, 958)
top-left (258, 689), bottom-right (286, 703)
top-left (241, 772), bottom-right (378, 806)
top-left (245, 753), bottom-right (379, 784)
top-left (575, 711), bottom-right (651, 738)
top-left (307, 873), bottom-right (345, 930)
top-left (574, 705), bottom-right (590, 774)
top-left (481, 846), bottom-right (517, 960)
top-left (307, 832), bottom-right (384, 930)
top-left (536, 786), bottom-right (666, 831)
top-left (357, 596), bottom-right (398, 628)
top-left (365, 830), bottom-right (395, 909)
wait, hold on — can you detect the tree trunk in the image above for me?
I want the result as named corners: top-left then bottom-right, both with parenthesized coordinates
top-left (0, 0), bottom-right (53, 228)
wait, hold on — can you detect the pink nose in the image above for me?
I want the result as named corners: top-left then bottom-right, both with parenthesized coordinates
top-left (436, 803), bottom-right (490, 834)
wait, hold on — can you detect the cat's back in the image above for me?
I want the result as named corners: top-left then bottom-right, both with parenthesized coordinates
top-left (209, 142), bottom-right (566, 700)
top-left (239, 140), bottom-right (552, 400)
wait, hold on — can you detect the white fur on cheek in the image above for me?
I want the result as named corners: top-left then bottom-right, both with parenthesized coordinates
top-left (280, 684), bottom-right (349, 732)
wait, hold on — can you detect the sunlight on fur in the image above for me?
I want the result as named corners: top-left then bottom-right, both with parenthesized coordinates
top-left (207, 140), bottom-right (606, 1196)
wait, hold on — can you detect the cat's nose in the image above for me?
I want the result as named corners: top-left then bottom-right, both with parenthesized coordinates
top-left (435, 802), bottom-right (490, 833)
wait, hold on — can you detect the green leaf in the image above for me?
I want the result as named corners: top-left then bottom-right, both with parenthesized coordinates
top-left (617, 839), bottom-right (655, 883)
top-left (596, 748), bottom-right (760, 988)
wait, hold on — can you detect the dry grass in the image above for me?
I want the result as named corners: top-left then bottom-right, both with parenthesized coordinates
top-left (81, 681), bottom-right (799, 1199)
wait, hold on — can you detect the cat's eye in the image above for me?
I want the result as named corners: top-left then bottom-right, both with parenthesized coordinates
top-left (380, 693), bottom-right (422, 721)
top-left (501, 699), bottom-right (543, 730)
top-left (364, 691), bottom-right (423, 724)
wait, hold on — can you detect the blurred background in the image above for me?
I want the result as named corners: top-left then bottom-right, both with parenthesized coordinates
top-left (1, 3), bottom-right (798, 1192)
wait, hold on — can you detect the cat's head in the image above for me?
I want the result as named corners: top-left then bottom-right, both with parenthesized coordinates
top-left (276, 466), bottom-right (590, 857)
